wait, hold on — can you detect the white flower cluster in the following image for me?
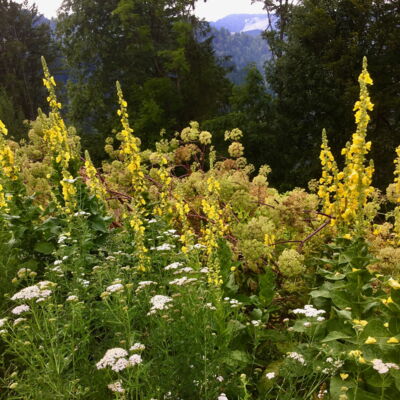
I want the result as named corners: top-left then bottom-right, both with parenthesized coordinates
top-left (218, 394), bottom-right (228, 400)
top-left (136, 281), bottom-right (157, 293)
top-left (107, 380), bottom-right (125, 393)
top-left (11, 304), bottom-right (30, 315)
top-left (205, 302), bottom-right (216, 310)
top-left (287, 352), bottom-right (306, 365)
top-left (73, 211), bottom-right (91, 217)
top-left (57, 234), bottom-right (69, 244)
top-left (190, 244), bottom-right (206, 250)
top-left (322, 357), bottom-right (344, 374)
top-left (0, 318), bottom-right (7, 328)
top-left (66, 295), bottom-right (79, 302)
top-left (130, 343), bottom-right (145, 352)
top-left (372, 359), bottom-right (399, 374)
top-left (13, 317), bottom-right (27, 326)
top-left (96, 347), bottom-right (143, 372)
top-left (148, 295), bottom-right (173, 315)
top-left (173, 267), bottom-right (194, 275)
top-left (223, 297), bottom-right (242, 309)
top-left (106, 283), bottom-right (124, 293)
top-left (266, 372), bottom-right (275, 380)
top-left (151, 243), bottom-right (175, 251)
top-left (293, 305), bottom-right (326, 320)
top-left (169, 276), bottom-right (197, 286)
top-left (164, 262), bottom-right (183, 271)
top-left (11, 281), bottom-right (55, 302)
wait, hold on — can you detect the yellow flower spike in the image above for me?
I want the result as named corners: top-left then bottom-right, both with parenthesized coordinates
top-left (364, 336), bottom-right (377, 344)
top-left (358, 357), bottom-right (366, 364)
top-left (384, 322), bottom-right (389, 328)
top-left (340, 373), bottom-right (349, 381)
top-left (319, 58), bottom-right (375, 231)
top-left (387, 337), bottom-right (399, 344)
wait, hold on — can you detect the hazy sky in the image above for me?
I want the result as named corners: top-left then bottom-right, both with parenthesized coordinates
top-left (17, 0), bottom-right (266, 21)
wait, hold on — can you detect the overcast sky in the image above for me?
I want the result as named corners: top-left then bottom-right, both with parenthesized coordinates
top-left (16, 0), bottom-right (266, 21)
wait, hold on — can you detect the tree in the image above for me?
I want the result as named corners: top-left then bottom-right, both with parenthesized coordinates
top-left (259, 0), bottom-right (400, 189)
top-left (57, 0), bottom-right (231, 156)
top-left (0, 0), bottom-right (55, 139)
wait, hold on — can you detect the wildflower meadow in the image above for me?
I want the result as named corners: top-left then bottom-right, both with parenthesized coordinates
top-left (1, 57), bottom-right (400, 400)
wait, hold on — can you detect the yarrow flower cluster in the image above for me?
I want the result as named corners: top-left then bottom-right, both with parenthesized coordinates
top-left (372, 359), bottom-right (399, 374)
top-left (106, 283), bottom-right (124, 293)
top-left (107, 380), bottom-right (125, 393)
top-left (151, 243), bottom-right (175, 251)
top-left (164, 262), bottom-right (183, 271)
top-left (130, 343), bottom-right (145, 352)
top-left (169, 276), bottom-right (198, 286)
top-left (148, 295), bottom-right (173, 315)
top-left (293, 304), bottom-right (326, 318)
top-left (136, 281), bottom-right (157, 293)
top-left (11, 305), bottom-right (30, 315)
top-left (96, 348), bottom-right (143, 372)
top-left (287, 352), bottom-right (306, 365)
top-left (11, 281), bottom-right (55, 302)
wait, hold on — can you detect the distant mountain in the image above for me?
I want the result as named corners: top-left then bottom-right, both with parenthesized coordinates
top-left (210, 13), bottom-right (276, 36)
top-left (207, 14), bottom-right (275, 85)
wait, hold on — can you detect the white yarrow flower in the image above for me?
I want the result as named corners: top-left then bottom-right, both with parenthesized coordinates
top-left (106, 283), bottom-right (124, 293)
top-left (130, 343), bottom-right (145, 352)
top-left (107, 380), bottom-right (125, 393)
top-left (164, 262), bottom-right (183, 271)
top-left (218, 393), bottom-right (228, 400)
top-left (11, 305), bottom-right (30, 315)
top-left (266, 372), bottom-right (275, 380)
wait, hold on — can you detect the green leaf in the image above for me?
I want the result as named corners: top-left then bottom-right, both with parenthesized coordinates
top-left (331, 291), bottom-right (353, 309)
top-left (321, 331), bottom-right (352, 343)
top-left (222, 350), bottom-right (251, 368)
top-left (310, 289), bottom-right (331, 298)
top-left (258, 268), bottom-right (275, 307)
top-left (34, 241), bottom-right (54, 255)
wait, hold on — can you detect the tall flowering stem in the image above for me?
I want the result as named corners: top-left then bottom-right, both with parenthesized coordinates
top-left (84, 150), bottom-right (107, 201)
top-left (318, 129), bottom-right (338, 223)
top-left (318, 57), bottom-right (375, 232)
top-left (392, 146), bottom-right (400, 243)
top-left (152, 155), bottom-right (172, 217)
top-left (0, 120), bottom-right (19, 210)
top-left (200, 176), bottom-right (230, 287)
top-left (174, 194), bottom-right (196, 254)
top-left (41, 57), bottom-right (78, 212)
top-left (115, 82), bottom-right (148, 271)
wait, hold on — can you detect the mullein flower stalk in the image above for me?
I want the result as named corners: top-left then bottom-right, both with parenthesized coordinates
top-left (392, 146), bottom-right (400, 243)
top-left (84, 150), bottom-right (107, 201)
top-left (41, 57), bottom-right (78, 212)
top-left (200, 176), bottom-right (230, 286)
top-left (318, 129), bottom-right (339, 223)
top-left (115, 82), bottom-right (148, 271)
top-left (0, 120), bottom-right (19, 210)
top-left (318, 57), bottom-right (375, 232)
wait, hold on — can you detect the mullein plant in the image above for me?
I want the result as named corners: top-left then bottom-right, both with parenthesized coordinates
top-left (200, 176), bottom-right (230, 287)
top-left (115, 81), bottom-right (149, 271)
top-left (391, 146), bottom-right (400, 243)
top-left (41, 57), bottom-right (80, 213)
top-left (0, 120), bottom-right (19, 210)
top-left (318, 57), bottom-right (375, 233)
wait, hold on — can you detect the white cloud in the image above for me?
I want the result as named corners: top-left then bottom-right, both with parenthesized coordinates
top-left (16, 0), bottom-right (266, 21)
top-left (15, 0), bottom-right (61, 18)
top-left (194, 0), bottom-right (265, 21)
